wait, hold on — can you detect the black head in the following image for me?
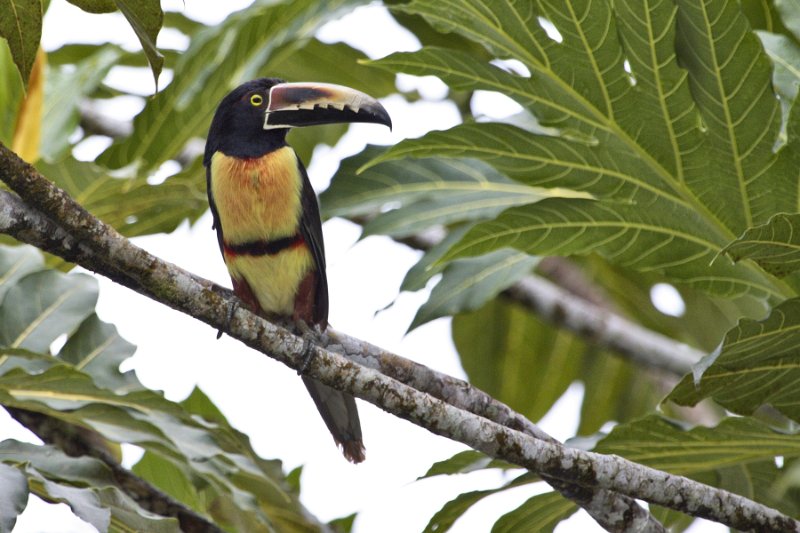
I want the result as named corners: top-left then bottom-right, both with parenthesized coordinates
top-left (204, 77), bottom-right (392, 166)
top-left (204, 78), bottom-right (287, 165)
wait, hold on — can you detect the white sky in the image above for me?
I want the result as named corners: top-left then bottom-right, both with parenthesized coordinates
top-left (6, 2), bottom-right (717, 532)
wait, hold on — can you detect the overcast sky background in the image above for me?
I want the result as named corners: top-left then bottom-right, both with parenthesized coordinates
top-left (3, 2), bottom-right (719, 532)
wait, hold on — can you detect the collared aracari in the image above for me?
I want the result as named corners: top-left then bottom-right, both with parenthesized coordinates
top-left (203, 78), bottom-right (391, 463)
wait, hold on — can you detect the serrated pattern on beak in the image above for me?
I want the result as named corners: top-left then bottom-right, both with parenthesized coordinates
top-left (263, 82), bottom-right (391, 130)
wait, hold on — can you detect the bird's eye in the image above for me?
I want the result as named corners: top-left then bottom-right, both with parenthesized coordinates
top-left (250, 94), bottom-right (264, 106)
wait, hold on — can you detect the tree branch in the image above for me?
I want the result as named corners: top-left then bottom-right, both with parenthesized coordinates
top-left (0, 145), bottom-right (796, 531)
top-left (396, 225), bottom-right (701, 377)
top-left (6, 407), bottom-right (225, 533)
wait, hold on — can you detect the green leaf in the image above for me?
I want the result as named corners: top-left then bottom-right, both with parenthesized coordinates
top-left (453, 297), bottom-right (659, 432)
top-left (0, 0), bottom-right (41, 87)
top-left (492, 491), bottom-right (576, 533)
top-left (37, 155), bottom-right (207, 238)
top-left (420, 470), bottom-right (537, 533)
top-left (0, 41), bottom-right (24, 143)
top-left (442, 198), bottom-right (780, 300)
top-left (0, 270), bottom-right (97, 353)
top-left (323, 147), bottom-right (555, 237)
top-left (268, 38), bottom-right (397, 99)
top-left (41, 44), bottom-right (123, 159)
top-left (410, 249), bottom-right (537, 330)
top-left (58, 313), bottom-right (139, 393)
top-left (0, 364), bottom-right (312, 531)
top-left (367, 0), bottom-right (796, 302)
top-left (402, 224), bottom-right (473, 292)
top-left (131, 451), bottom-right (205, 513)
top-left (420, 450), bottom-right (494, 479)
top-left (1, 442), bottom-right (176, 531)
top-left (722, 213), bottom-right (800, 277)
top-left (0, 462), bottom-right (28, 533)
top-left (66, 0), bottom-right (115, 13)
top-left (98, 0), bottom-right (364, 172)
top-left (114, 0), bottom-right (163, 90)
top-left (669, 297), bottom-right (800, 422)
top-left (0, 244), bottom-right (43, 303)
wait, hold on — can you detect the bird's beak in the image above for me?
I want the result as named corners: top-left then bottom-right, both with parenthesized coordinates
top-left (263, 82), bottom-right (392, 130)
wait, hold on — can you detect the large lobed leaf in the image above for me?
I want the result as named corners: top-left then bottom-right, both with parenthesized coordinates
top-left (358, 0), bottom-right (797, 301)
top-left (669, 297), bottom-right (800, 423)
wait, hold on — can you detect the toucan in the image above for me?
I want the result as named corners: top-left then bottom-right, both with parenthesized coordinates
top-left (203, 78), bottom-right (391, 463)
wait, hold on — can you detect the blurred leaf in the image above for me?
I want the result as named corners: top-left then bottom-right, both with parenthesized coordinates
top-left (421, 470), bottom-right (537, 533)
top-left (37, 155), bottom-right (207, 238)
top-left (270, 38), bottom-right (396, 98)
top-left (329, 513), bottom-right (356, 533)
top-left (775, 0), bottom-right (800, 42)
top-left (741, 0), bottom-right (794, 38)
top-left (0, 244), bottom-right (44, 303)
top-left (0, 0), bottom-right (41, 88)
top-left (41, 45), bottom-right (123, 159)
top-left (58, 313), bottom-right (139, 393)
top-left (25, 464), bottom-right (180, 532)
top-left (758, 31), bottom-right (800, 123)
top-left (402, 224), bottom-right (472, 292)
top-left (420, 450), bottom-right (493, 479)
top-left (131, 451), bottom-right (205, 513)
top-left (0, 41), bottom-right (24, 143)
top-left (0, 364), bottom-right (314, 531)
top-left (669, 298), bottom-right (800, 422)
top-left (66, 0), bottom-right (115, 13)
top-left (453, 297), bottom-right (659, 433)
top-left (410, 249), bottom-right (537, 330)
top-left (162, 10), bottom-right (203, 36)
top-left (0, 270), bottom-right (97, 353)
top-left (586, 257), bottom-right (766, 353)
top-left (0, 462), bottom-right (28, 533)
top-left (492, 491), bottom-right (576, 533)
top-left (11, 47), bottom-right (43, 161)
top-left (115, 0), bottom-right (164, 90)
top-left (453, 298), bottom-right (582, 424)
top-left (98, 0), bottom-right (364, 172)
top-left (722, 213), bottom-right (800, 277)
top-left (2, 442), bottom-right (182, 531)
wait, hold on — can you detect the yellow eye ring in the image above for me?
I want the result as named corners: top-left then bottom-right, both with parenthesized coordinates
top-left (250, 94), bottom-right (264, 106)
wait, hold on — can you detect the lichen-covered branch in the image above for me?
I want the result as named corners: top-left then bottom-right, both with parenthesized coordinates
top-left (0, 144), bottom-right (796, 531)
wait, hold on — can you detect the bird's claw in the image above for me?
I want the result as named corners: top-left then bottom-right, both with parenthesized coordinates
top-left (295, 321), bottom-right (321, 375)
top-left (216, 299), bottom-right (240, 339)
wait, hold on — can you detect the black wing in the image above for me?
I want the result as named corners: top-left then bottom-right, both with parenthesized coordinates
top-left (206, 164), bottom-right (225, 256)
top-left (296, 158), bottom-right (329, 326)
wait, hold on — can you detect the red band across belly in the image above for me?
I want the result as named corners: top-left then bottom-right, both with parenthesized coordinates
top-left (223, 233), bottom-right (305, 257)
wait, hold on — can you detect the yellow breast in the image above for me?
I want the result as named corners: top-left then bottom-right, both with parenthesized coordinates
top-left (210, 147), bottom-right (303, 243)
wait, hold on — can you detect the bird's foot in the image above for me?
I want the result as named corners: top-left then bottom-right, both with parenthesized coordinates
top-left (216, 299), bottom-right (240, 339)
top-left (294, 321), bottom-right (323, 375)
